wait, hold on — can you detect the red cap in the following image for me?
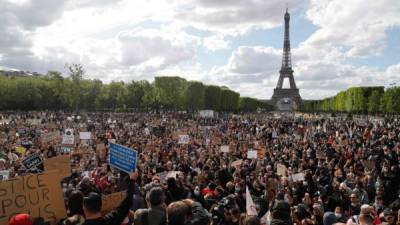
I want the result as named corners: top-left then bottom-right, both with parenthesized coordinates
top-left (8, 214), bottom-right (33, 225)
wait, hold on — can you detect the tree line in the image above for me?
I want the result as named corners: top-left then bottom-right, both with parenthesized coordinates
top-left (0, 65), bottom-right (274, 112)
top-left (301, 86), bottom-right (400, 114)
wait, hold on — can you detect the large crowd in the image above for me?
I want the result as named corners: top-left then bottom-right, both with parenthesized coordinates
top-left (0, 111), bottom-right (399, 225)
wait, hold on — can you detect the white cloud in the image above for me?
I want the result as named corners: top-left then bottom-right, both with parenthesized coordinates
top-left (227, 46), bottom-right (281, 75)
top-left (175, 0), bottom-right (305, 35)
top-left (203, 35), bottom-right (231, 51)
top-left (305, 0), bottom-right (400, 58)
top-left (0, 0), bottom-right (399, 100)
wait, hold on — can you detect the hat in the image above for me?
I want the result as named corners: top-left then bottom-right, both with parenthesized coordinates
top-left (8, 214), bottom-right (33, 225)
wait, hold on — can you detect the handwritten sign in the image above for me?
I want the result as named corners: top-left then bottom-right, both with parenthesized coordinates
top-left (247, 150), bottom-right (258, 159)
top-left (292, 173), bottom-right (305, 182)
top-left (0, 171), bottom-right (67, 224)
top-left (178, 135), bottom-right (190, 144)
top-left (101, 191), bottom-right (126, 214)
top-left (79, 132), bottom-right (91, 140)
top-left (277, 164), bottom-right (287, 176)
top-left (44, 155), bottom-right (71, 178)
top-left (109, 143), bottom-right (138, 173)
top-left (231, 159), bottom-right (243, 168)
top-left (220, 145), bottom-right (230, 153)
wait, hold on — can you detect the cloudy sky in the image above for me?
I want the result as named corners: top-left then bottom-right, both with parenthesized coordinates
top-left (0, 0), bottom-right (399, 99)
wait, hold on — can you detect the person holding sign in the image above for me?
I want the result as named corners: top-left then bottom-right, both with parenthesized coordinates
top-left (82, 171), bottom-right (138, 225)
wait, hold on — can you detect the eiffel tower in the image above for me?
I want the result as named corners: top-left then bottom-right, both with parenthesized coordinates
top-left (271, 8), bottom-right (301, 111)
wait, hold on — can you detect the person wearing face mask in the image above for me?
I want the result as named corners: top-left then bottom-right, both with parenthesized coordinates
top-left (334, 207), bottom-right (346, 223)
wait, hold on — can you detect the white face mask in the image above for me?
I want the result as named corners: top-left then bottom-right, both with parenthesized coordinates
top-left (335, 213), bottom-right (342, 218)
top-left (194, 190), bottom-right (200, 196)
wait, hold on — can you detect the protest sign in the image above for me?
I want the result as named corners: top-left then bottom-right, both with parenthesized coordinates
top-left (47, 123), bottom-right (57, 129)
top-left (178, 135), bottom-right (190, 144)
top-left (109, 143), bottom-right (138, 173)
top-left (247, 150), bottom-right (258, 159)
top-left (15, 146), bottom-right (26, 155)
top-left (231, 159), bottom-right (243, 168)
top-left (362, 160), bottom-right (375, 171)
top-left (199, 110), bottom-right (215, 118)
top-left (277, 164), bottom-right (287, 176)
top-left (21, 153), bottom-right (43, 170)
top-left (220, 145), bottom-right (230, 153)
top-left (157, 171), bottom-right (168, 183)
top-left (44, 155), bottom-right (71, 178)
top-left (101, 191), bottom-right (126, 214)
top-left (41, 132), bottom-right (60, 144)
top-left (166, 171), bottom-right (182, 179)
top-left (292, 173), bottom-right (305, 182)
top-left (79, 132), bottom-right (91, 140)
top-left (0, 171), bottom-right (9, 181)
top-left (0, 171), bottom-right (67, 224)
top-left (60, 146), bottom-right (71, 154)
top-left (62, 129), bottom-right (74, 145)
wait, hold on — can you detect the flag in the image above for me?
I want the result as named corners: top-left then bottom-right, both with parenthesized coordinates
top-left (246, 186), bottom-right (257, 216)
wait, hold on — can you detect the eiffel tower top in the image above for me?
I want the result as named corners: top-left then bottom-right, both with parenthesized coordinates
top-left (281, 7), bottom-right (292, 69)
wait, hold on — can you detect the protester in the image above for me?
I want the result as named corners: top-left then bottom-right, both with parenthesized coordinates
top-left (81, 171), bottom-right (138, 225)
top-left (1, 112), bottom-right (400, 225)
top-left (134, 187), bottom-right (167, 225)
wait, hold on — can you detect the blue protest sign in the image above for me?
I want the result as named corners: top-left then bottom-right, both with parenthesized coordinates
top-left (109, 143), bottom-right (137, 173)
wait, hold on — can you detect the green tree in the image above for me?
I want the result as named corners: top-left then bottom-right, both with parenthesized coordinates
top-left (185, 81), bottom-right (205, 111)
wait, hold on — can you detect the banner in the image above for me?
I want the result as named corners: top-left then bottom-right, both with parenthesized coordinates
top-left (21, 153), bottom-right (43, 170)
top-left (0, 171), bottom-right (67, 224)
top-left (79, 132), bottom-right (91, 140)
top-left (101, 191), bottom-right (126, 213)
top-left (220, 145), bottom-right (230, 153)
top-left (178, 135), bottom-right (190, 144)
top-left (246, 186), bottom-right (257, 216)
top-left (44, 155), bottom-right (71, 178)
top-left (109, 143), bottom-right (138, 173)
top-left (247, 150), bottom-right (258, 159)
